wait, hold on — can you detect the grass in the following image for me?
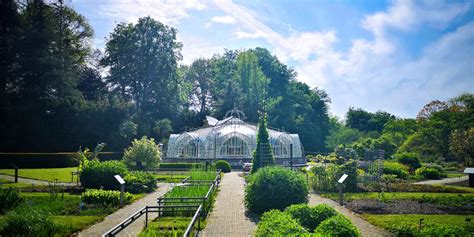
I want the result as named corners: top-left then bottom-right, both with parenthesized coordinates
top-left (446, 173), bottom-right (466, 178)
top-left (164, 185), bottom-right (211, 198)
top-left (189, 170), bottom-right (217, 181)
top-left (0, 179), bottom-right (35, 188)
top-left (154, 174), bottom-right (188, 183)
top-left (0, 167), bottom-right (78, 183)
top-left (139, 217), bottom-right (196, 237)
top-left (362, 214), bottom-right (474, 233)
top-left (322, 192), bottom-right (474, 202)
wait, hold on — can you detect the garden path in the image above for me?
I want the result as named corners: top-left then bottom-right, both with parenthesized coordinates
top-left (0, 174), bottom-right (77, 186)
top-left (309, 193), bottom-right (391, 237)
top-left (201, 172), bottom-right (258, 237)
top-left (413, 175), bottom-right (468, 185)
top-left (78, 183), bottom-right (172, 237)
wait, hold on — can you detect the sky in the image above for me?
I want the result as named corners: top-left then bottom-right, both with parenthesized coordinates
top-left (71, 0), bottom-right (474, 119)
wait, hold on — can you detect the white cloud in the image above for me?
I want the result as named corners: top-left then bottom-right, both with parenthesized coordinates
top-left (211, 15), bottom-right (236, 24)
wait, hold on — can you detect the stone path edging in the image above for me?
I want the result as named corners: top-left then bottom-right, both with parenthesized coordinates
top-left (413, 175), bottom-right (468, 185)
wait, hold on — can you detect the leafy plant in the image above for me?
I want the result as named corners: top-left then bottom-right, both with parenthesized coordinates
top-left (284, 204), bottom-right (337, 231)
top-left (80, 160), bottom-right (129, 190)
top-left (123, 136), bottom-right (161, 170)
top-left (124, 171), bottom-right (157, 193)
top-left (383, 161), bottom-right (409, 179)
top-left (245, 166), bottom-right (308, 213)
top-left (395, 152), bottom-right (421, 171)
top-left (81, 189), bottom-right (132, 206)
top-left (0, 187), bottom-right (24, 213)
top-left (415, 167), bottom-right (446, 180)
top-left (314, 214), bottom-right (361, 236)
top-left (0, 207), bottom-right (60, 237)
top-left (255, 210), bottom-right (307, 237)
top-left (214, 160), bottom-right (231, 173)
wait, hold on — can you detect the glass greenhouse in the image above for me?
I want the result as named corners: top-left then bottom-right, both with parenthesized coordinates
top-left (165, 109), bottom-right (305, 167)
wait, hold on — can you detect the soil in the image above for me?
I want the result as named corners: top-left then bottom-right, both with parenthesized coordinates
top-left (346, 199), bottom-right (474, 215)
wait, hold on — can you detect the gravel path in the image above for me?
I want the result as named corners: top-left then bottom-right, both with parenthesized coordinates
top-left (413, 175), bottom-right (468, 185)
top-left (0, 174), bottom-right (77, 186)
top-left (309, 193), bottom-right (391, 237)
top-left (78, 183), bottom-right (172, 237)
top-left (201, 172), bottom-right (258, 237)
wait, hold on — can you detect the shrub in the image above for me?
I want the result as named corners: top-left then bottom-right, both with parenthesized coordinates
top-left (314, 215), bottom-right (360, 236)
top-left (255, 210), bottom-right (307, 237)
top-left (420, 224), bottom-right (469, 236)
top-left (0, 207), bottom-right (60, 236)
top-left (123, 136), bottom-right (161, 170)
top-left (383, 161), bottom-right (409, 179)
top-left (0, 187), bottom-right (24, 213)
top-left (81, 189), bottom-right (133, 206)
top-left (158, 163), bottom-right (202, 170)
top-left (311, 160), bottom-right (359, 192)
top-left (415, 167), bottom-right (445, 180)
top-left (80, 160), bottom-right (129, 190)
top-left (284, 204), bottom-right (337, 231)
top-left (395, 152), bottom-right (421, 171)
top-left (214, 160), bottom-right (231, 173)
top-left (124, 171), bottom-right (157, 193)
top-left (245, 166), bottom-right (308, 213)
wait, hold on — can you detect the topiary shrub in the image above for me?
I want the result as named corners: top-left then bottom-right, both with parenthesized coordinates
top-left (383, 161), bottom-right (409, 179)
top-left (395, 152), bottom-right (421, 171)
top-left (245, 166), bottom-right (308, 213)
top-left (0, 187), bottom-right (24, 214)
top-left (415, 167), bottom-right (446, 180)
top-left (124, 171), bottom-right (157, 193)
top-left (284, 204), bottom-right (338, 231)
top-left (81, 189), bottom-right (133, 207)
top-left (0, 207), bottom-right (60, 236)
top-left (80, 160), bottom-right (129, 190)
top-left (214, 160), bottom-right (231, 173)
top-left (123, 136), bottom-right (161, 170)
top-left (314, 214), bottom-right (360, 236)
top-left (255, 210), bottom-right (307, 237)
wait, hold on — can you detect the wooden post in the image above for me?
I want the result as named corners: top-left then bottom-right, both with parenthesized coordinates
top-left (14, 168), bottom-right (18, 183)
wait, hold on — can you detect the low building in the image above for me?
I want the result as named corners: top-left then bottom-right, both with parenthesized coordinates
top-left (164, 109), bottom-right (305, 167)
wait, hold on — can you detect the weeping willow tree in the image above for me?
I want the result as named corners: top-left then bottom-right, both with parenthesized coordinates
top-left (251, 113), bottom-right (275, 173)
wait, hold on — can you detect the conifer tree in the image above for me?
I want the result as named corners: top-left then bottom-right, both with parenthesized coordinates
top-left (251, 112), bottom-right (275, 173)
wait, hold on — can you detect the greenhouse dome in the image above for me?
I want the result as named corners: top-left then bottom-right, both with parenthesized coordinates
top-left (164, 108), bottom-right (305, 167)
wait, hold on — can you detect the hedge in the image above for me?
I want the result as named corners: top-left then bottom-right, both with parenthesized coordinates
top-left (0, 152), bottom-right (122, 168)
top-left (158, 163), bottom-right (203, 170)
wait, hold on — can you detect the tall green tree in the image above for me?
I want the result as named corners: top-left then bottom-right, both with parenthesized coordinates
top-left (186, 58), bottom-right (214, 118)
top-left (251, 113), bottom-right (275, 173)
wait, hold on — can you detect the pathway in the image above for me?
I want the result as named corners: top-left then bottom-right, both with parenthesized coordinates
top-left (78, 183), bottom-right (172, 237)
top-left (309, 193), bottom-right (391, 237)
top-left (201, 172), bottom-right (258, 237)
top-left (413, 175), bottom-right (468, 185)
top-left (0, 174), bottom-right (77, 186)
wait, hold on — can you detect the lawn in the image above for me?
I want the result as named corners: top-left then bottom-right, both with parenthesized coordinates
top-left (322, 192), bottom-right (474, 202)
top-left (0, 179), bottom-right (34, 188)
top-left (154, 174), bottom-right (188, 183)
top-left (363, 214), bottom-right (474, 233)
top-left (446, 173), bottom-right (466, 178)
top-left (139, 217), bottom-right (195, 237)
top-left (0, 167), bottom-right (78, 183)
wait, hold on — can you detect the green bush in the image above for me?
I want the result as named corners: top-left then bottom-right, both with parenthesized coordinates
top-left (214, 160), bottom-right (231, 173)
top-left (255, 210), bottom-right (307, 237)
top-left (0, 187), bottom-right (24, 213)
top-left (245, 166), bottom-right (308, 213)
top-left (311, 160), bottom-right (359, 192)
top-left (158, 163), bottom-right (202, 170)
top-left (383, 161), bottom-right (409, 179)
top-left (81, 189), bottom-right (133, 206)
top-left (0, 207), bottom-right (60, 236)
top-left (80, 160), bottom-right (129, 190)
top-left (284, 204), bottom-right (337, 231)
top-left (123, 136), bottom-right (161, 170)
top-left (388, 223), bottom-right (469, 237)
top-left (124, 171), bottom-right (157, 193)
top-left (415, 167), bottom-right (445, 180)
top-left (314, 214), bottom-right (360, 236)
top-left (395, 153), bottom-right (421, 171)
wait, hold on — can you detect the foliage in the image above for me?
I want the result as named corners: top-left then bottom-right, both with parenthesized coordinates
top-left (346, 108), bottom-right (395, 133)
top-left (255, 210), bottom-right (307, 237)
top-left (415, 167), bottom-right (446, 180)
top-left (251, 113), bottom-right (275, 173)
top-left (0, 187), bottom-right (24, 213)
top-left (0, 167), bottom-right (78, 183)
top-left (153, 119), bottom-right (173, 142)
top-left (284, 204), bottom-right (338, 231)
top-left (314, 214), bottom-right (361, 236)
top-left (214, 160), bottom-right (231, 173)
top-left (0, 207), bottom-right (60, 237)
top-left (383, 161), bottom-right (409, 179)
top-left (81, 189), bottom-right (133, 207)
top-left (190, 170), bottom-right (217, 181)
top-left (311, 160), bottom-right (358, 192)
top-left (450, 128), bottom-right (474, 166)
top-left (119, 120), bottom-right (138, 139)
top-left (80, 160), bottom-right (129, 190)
top-left (123, 136), bottom-right (161, 170)
top-left (164, 185), bottom-right (210, 198)
top-left (245, 166), bottom-right (308, 213)
top-left (395, 153), bottom-right (421, 171)
top-left (158, 163), bottom-right (203, 170)
top-left (124, 171), bottom-right (157, 193)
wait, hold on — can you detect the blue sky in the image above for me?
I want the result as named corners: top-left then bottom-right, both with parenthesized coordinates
top-left (71, 0), bottom-right (474, 119)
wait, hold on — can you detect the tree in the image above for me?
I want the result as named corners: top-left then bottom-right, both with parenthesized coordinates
top-left (251, 113), bottom-right (275, 173)
top-left (346, 108), bottom-right (394, 133)
top-left (186, 58), bottom-right (214, 117)
top-left (416, 100), bottom-right (448, 121)
top-left (153, 119), bottom-right (173, 142)
top-left (450, 128), bottom-right (474, 166)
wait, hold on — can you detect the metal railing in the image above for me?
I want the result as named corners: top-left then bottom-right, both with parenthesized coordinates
top-left (184, 205), bottom-right (203, 237)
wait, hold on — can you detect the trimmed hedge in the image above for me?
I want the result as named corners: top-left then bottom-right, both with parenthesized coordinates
top-left (81, 189), bottom-right (133, 206)
top-left (245, 166), bottom-right (308, 213)
top-left (285, 204), bottom-right (338, 231)
top-left (80, 160), bottom-right (128, 190)
top-left (158, 163), bottom-right (203, 170)
top-left (214, 160), bottom-right (231, 173)
top-left (0, 152), bottom-right (122, 168)
top-left (255, 210), bottom-right (306, 237)
top-left (124, 171), bottom-right (157, 193)
top-left (314, 215), bottom-right (361, 236)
